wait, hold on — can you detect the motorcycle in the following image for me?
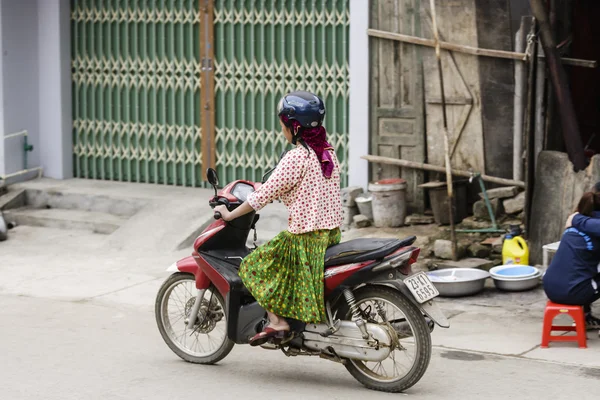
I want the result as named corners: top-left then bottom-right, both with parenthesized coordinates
top-left (155, 167), bottom-right (449, 393)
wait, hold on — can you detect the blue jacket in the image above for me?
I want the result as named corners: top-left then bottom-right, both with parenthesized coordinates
top-left (543, 212), bottom-right (600, 300)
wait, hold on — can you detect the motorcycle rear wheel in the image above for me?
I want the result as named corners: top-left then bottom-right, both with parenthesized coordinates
top-left (155, 273), bottom-right (234, 364)
top-left (338, 285), bottom-right (432, 393)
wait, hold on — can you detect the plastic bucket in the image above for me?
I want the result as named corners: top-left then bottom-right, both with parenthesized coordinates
top-left (355, 193), bottom-right (373, 220)
top-left (419, 180), bottom-right (468, 225)
top-left (368, 178), bottom-right (407, 228)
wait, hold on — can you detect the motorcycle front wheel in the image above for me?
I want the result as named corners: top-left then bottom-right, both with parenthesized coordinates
top-left (337, 285), bottom-right (432, 393)
top-left (155, 273), bottom-right (234, 364)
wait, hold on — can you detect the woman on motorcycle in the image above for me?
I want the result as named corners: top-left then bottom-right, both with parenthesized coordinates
top-left (214, 91), bottom-right (344, 346)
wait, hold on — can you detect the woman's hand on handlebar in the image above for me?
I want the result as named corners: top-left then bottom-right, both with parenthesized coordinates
top-left (214, 205), bottom-right (233, 221)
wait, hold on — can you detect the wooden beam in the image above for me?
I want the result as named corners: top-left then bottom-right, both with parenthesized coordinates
top-left (368, 28), bottom-right (525, 60)
top-left (200, 0), bottom-right (216, 178)
top-left (361, 155), bottom-right (526, 188)
top-left (367, 28), bottom-right (597, 68)
top-left (539, 54), bottom-right (597, 69)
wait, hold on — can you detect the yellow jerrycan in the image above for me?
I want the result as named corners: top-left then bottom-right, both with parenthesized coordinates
top-left (502, 236), bottom-right (529, 265)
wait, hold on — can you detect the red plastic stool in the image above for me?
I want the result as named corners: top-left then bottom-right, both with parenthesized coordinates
top-left (541, 301), bottom-right (587, 349)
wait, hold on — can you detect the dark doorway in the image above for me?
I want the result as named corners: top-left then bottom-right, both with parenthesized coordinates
top-left (568, 0), bottom-right (600, 160)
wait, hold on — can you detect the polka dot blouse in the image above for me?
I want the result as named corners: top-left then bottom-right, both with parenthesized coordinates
top-left (247, 146), bottom-right (344, 234)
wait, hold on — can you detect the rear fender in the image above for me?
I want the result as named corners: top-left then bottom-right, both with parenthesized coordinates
top-left (325, 268), bottom-right (449, 328)
top-left (375, 279), bottom-right (450, 328)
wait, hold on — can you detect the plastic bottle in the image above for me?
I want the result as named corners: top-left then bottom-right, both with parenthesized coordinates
top-left (502, 235), bottom-right (529, 265)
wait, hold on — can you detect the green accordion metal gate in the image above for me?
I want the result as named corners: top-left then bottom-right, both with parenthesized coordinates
top-left (71, 0), bottom-right (349, 186)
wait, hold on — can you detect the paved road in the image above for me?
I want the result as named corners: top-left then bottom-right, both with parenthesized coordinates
top-left (1, 294), bottom-right (597, 400)
top-left (0, 188), bottom-right (598, 400)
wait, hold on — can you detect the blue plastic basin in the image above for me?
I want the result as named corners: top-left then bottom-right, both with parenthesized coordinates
top-left (490, 265), bottom-right (539, 280)
top-left (497, 266), bottom-right (536, 276)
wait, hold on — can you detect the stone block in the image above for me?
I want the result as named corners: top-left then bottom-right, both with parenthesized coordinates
top-left (503, 192), bottom-right (525, 215)
top-left (458, 217), bottom-right (493, 230)
top-left (481, 236), bottom-right (504, 254)
top-left (352, 214), bottom-right (371, 228)
top-left (479, 186), bottom-right (519, 200)
top-left (341, 186), bottom-right (364, 207)
top-left (406, 214), bottom-right (435, 225)
top-left (434, 239), bottom-right (467, 260)
top-left (468, 243), bottom-right (491, 258)
top-left (473, 198), bottom-right (503, 221)
top-left (342, 206), bottom-right (359, 228)
top-left (435, 258), bottom-right (495, 271)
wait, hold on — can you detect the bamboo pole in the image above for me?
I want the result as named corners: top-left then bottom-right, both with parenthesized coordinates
top-left (367, 28), bottom-right (597, 68)
top-left (524, 20), bottom-right (538, 239)
top-left (429, 0), bottom-right (457, 261)
top-left (513, 18), bottom-right (527, 182)
top-left (361, 155), bottom-right (526, 188)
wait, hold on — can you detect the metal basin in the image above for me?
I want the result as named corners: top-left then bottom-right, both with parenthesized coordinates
top-left (492, 271), bottom-right (542, 292)
top-left (427, 268), bottom-right (490, 297)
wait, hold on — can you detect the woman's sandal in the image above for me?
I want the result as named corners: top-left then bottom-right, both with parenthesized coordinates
top-left (249, 327), bottom-right (289, 347)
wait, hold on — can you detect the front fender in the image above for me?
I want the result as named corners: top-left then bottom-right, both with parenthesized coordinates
top-left (166, 262), bottom-right (179, 272)
top-left (166, 255), bottom-right (210, 290)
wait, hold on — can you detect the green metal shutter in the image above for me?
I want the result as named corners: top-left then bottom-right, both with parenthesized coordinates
top-left (71, 1), bottom-right (349, 187)
top-left (213, 0), bottom-right (350, 185)
top-left (71, 0), bottom-right (203, 186)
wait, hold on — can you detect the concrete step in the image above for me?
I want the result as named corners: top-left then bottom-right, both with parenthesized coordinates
top-left (4, 207), bottom-right (127, 234)
top-left (5, 178), bottom-right (291, 252)
top-left (23, 188), bottom-right (144, 218)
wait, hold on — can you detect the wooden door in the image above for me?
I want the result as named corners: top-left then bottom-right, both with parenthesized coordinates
top-left (421, 0), bottom-right (485, 174)
top-left (369, 0), bottom-right (425, 213)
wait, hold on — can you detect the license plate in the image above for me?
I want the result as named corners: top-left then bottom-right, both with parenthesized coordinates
top-left (404, 272), bottom-right (439, 303)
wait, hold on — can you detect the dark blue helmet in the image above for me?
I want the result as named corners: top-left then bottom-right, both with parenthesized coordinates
top-left (277, 91), bottom-right (326, 128)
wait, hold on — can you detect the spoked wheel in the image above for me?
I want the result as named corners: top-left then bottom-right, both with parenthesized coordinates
top-left (155, 273), bottom-right (234, 364)
top-left (339, 286), bottom-right (432, 393)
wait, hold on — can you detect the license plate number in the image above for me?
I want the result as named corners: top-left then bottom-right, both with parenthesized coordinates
top-left (404, 272), bottom-right (439, 303)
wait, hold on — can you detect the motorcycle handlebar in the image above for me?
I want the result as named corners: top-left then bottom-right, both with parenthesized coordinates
top-left (214, 211), bottom-right (222, 220)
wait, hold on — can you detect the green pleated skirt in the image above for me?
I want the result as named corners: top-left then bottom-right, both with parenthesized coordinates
top-left (239, 228), bottom-right (341, 324)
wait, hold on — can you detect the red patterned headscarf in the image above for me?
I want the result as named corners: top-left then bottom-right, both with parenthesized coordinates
top-left (280, 116), bottom-right (335, 178)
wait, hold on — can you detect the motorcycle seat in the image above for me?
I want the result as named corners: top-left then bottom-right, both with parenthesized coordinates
top-left (324, 236), bottom-right (416, 268)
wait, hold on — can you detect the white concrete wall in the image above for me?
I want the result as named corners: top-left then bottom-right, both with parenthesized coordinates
top-left (38, 0), bottom-right (72, 179)
top-left (0, 0), bottom-right (71, 181)
top-left (0, 1), bottom-right (4, 177)
top-left (348, 0), bottom-right (370, 190)
top-left (1, 0), bottom-right (40, 176)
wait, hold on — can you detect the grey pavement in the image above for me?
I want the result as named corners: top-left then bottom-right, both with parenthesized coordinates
top-left (0, 179), bottom-right (599, 399)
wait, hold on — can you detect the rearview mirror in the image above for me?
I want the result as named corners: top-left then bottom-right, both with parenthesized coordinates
top-left (206, 168), bottom-right (219, 186)
top-left (207, 168), bottom-right (219, 197)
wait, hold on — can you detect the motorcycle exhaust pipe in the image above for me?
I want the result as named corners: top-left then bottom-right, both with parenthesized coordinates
top-left (390, 317), bottom-right (435, 338)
